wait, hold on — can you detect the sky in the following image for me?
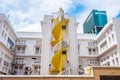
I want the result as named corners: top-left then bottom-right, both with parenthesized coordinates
top-left (0, 0), bottom-right (120, 33)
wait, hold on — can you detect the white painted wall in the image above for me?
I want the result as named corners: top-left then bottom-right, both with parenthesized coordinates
top-left (68, 17), bottom-right (79, 75)
top-left (112, 18), bottom-right (120, 65)
top-left (41, 15), bottom-right (52, 75)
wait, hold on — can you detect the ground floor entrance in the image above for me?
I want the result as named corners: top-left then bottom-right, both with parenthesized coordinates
top-left (100, 76), bottom-right (120, 80)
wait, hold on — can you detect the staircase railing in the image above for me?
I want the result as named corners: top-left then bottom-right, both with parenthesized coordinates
top-left (58, 67), bottom-right (71, 75)
top-left (50, 41), bottom-right (62, 59)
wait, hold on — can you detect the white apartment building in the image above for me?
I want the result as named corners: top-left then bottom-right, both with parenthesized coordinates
top-left (78, 34), bottom-right (99, 67)
top-left (78, 18), bottom-right (120, 68)
top-left (0, 14), bottom-right (17, 74)
top-left (96, 19), bottom-right (120, 66)
top-left (13, 32), bottom-right (42, 75)
top-left (0, 9), bottom-right (120, 75)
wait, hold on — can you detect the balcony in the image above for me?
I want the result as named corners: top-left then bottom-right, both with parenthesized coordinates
top-left (32, 60), bottom-right (41, 66)
top-left (15, 41), bottom-right (26, 47)
top-left (12, 60), bottom-right (25, 65)
top-left (87, 44), bottom-right (96, 49)
top-left (35, 41), bottom-right (42, 47)
top-left (99, 42), bottom-right (117, 55)
top-left (16, 50), bottom-right (25, 55)
top-left (99, 43), bottom-right (117, 58)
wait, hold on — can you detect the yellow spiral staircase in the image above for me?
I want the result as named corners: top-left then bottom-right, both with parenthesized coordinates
top-left (50, 18), bottom-right (69, 74)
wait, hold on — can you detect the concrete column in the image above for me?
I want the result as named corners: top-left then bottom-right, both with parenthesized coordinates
top-left (41, 15), bottom-right (52, 75)
top-left (68, 17), bottom-right (79, 75)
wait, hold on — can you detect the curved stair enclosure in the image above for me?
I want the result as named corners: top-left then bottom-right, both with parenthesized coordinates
top-left (50, 17), bottom-right (70, 75)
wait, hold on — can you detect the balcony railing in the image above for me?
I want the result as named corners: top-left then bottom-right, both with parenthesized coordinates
top-left (12, 61), bottom-right (25, 65)
top-left (58, 67), bottom-right (71, 75)
top-left (34, 60), bottom-right (41, 63)
top-left (15, 42), bottom-right (26, 46)
top-left (100, 41), bottom-right (117, 54)
top-left (16, 50), bottom-right (25, 54)
top-left (35, 42), bottom-right (42, 47)
top-left (32, 60), bottom-right (41, 66)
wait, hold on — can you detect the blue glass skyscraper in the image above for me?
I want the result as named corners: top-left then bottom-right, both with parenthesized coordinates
top-left (83, 10), bottom-right (107, 34)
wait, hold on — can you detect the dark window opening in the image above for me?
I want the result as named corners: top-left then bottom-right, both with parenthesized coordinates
top-left (100, 76), bottom-right (120, 80)
top-left (32, 58), bottom-right (36, 60)
top-left (62, 25), bottom-right (66, 30)
top-left (62, 51), bottom-right (66, 54)
top-left (19, 66), bottom-right (23, 69)
top-left (25, 67), bottom-right (28, 70)
top-left (7, 37), bottom-right (14, 46)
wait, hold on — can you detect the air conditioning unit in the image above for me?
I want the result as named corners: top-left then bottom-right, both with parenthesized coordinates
top-left (10, 46), bottom-right (15, 52)
top-left (25, 67), bottom-right (31, 71)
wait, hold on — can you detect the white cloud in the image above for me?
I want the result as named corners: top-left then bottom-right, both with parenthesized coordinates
top-left (0, 0), bottom-right (73, 32)
top-left (0, 0), bottom-right (120, 33)
top-left (17, 23), bottom-right (41, 32)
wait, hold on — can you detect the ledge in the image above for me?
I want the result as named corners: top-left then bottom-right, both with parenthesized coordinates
top-left (0, 75), bottom-right (94, 78)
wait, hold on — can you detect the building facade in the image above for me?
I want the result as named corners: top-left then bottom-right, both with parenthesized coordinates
top-left (83, 10), bottom-right (107, 34)
top-left (0, 14), bottom-right (17, 74)
top-left (13, 32), bottom-right (42, 75)
top-left (78, 19), bottom-right (120, 68)
top-left (41, 8), bottom-right (79, 75)
top-left (0, 9), bottom-right (120, 75)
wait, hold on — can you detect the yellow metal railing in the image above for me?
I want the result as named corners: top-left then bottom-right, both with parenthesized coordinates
top-left (50, 18), bottom-right (69, 74)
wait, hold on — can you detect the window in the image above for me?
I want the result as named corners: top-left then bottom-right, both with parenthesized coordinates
top-left (16, 58), bottom-right (24, 64)
top-left (17, 47), bottom-right (20, 53)
top-left (101, 59), bottom-right (103, 63)
top-left (0, 58), bottom-right (2, 64)
top-left (88, 42), bottom-right (90, 46)
top-left (104, 58), bottom-right (106, 61)
top-left (4, 61), bottom-right (9, 67)
top-left (21, 47), bottom-right (25, 54)
top-left (112, 59), bottom-right (115, 65)
top-left (62, 25), bottom-right (66, 30)
top-left (93, 49), bottom-right (96, 55)
top-left (36, 47), bottom-right (40, 54)
top-left (34, 66), bottom-right (40, 70)
top-left (19, 66), bottom-right (23, 69)
top-left (88, 49), bottom-right (92, 55)
top-left (114, 52), bottom-right (117, 55)
top-left (1, 30), bottom-right (4, 37)
top-left (5, 68), bottom-right (7, 72)
top-left (17, 47), bottom-right (20, 50)
top-left (1, 52), bottom-right (3, 56)
top-left (112, 34), bottom-right (114, 41)
top-left (104, 62), bottom-right (110, 66)
top-left (62, 51), bottom-right (66, 54)
top-left (111, 54), bottom-right (113, 57)
top-left (93, 49), bottom-right (95, 52)
top-left (14, 66), bottom-right (18, 69)
top-left (109, 37), bottom-right (111, 43)
top-left (116, 57), bottom-right (119, 65)
top-left (7, 37), bottom-right (14, 46)
top-left (88, 59), bottom-right (98, 65)
top-left (4, 33), bottom-right (7, 40)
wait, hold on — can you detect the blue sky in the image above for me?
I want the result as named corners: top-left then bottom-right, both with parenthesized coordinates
top-left (0, 0), bottom-right (120, 33)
